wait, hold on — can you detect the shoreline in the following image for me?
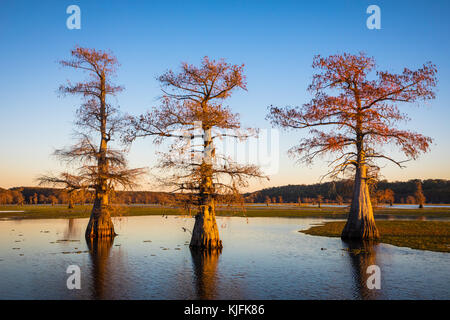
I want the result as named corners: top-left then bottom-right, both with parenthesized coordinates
top-left (2, 204), bottom-right (450, 253)
top-left (1, 204), bottom-right (450, 220)
top-left (300, 220), bottom-right (450, 253)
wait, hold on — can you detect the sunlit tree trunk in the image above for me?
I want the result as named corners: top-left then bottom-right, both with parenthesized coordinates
top-left (86, 189), bottom-right (115, 238)
top-left (86, 74), bottom-right (116, 238)
top-left (342, 121), bottom-right (379, 239)
top-left (190, 127), bottom-right (223, 249)
top-left (68, 195), bottom-right (74, 209)
top-left (415, 181), bottom-right (425, 209)
top-left (342, 163), bottom-right (379, 239)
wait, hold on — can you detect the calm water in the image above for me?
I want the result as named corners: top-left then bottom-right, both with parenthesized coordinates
top-left (0, 216), bottom-right (449, 300)
top-left (237, 204), bottom-right (450, 209)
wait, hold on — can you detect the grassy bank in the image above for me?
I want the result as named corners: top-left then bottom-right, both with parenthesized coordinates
top-left (301, 221), bottom-right (450, 253)
top-left (1, 204), bottom-right (450, 220)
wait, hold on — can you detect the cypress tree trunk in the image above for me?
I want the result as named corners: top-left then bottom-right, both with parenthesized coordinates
top-left (342, 102), bottom-right (379, 240)
top-left (85, 193), bottom-right (116, 238)
top-left (190, 201), bottom-right (222, 249)
top-left (85, 144), bottom-right (116, 238)
top-left (85, 73), bottom-right (116, 239)
top-left (190, 127), bottom-right (222, 249)
top-left (68, 196), bottom-right (74, 209)
top-left (342, 164), bottom-right (379, 240)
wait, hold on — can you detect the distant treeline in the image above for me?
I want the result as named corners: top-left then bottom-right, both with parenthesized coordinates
top-left (244, 179), bottom-right (450, 204)
top-left (0, 187), bottom-right (177, 206)
top-left (0, 179), bottom-right (449, 205)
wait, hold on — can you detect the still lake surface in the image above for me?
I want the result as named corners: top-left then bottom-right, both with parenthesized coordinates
top-left (0, 216), bottom-right (449, 300)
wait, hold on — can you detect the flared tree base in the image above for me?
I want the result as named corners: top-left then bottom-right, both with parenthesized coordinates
top-left (190, 208), bottom-right (223, 250)
top-left (344, 164), bottom-right (380, 241)
top-left (85, 210), bottom-right (117, 239)
top-left (341, 216), bottom-right (380, 240)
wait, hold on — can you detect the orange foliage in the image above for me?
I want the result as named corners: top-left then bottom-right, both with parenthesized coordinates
top-left (267, 52), bottom-right (437, 179)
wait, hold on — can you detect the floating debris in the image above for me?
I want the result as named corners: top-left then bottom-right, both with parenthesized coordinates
top-left (143, 240), bottom-right (152, 243)
top-left (12, 248), bottom-right (20, 250)
top-left (181, 227), bottom-right (192, 234)
top-left (60, 250), bottom-right (89, 255)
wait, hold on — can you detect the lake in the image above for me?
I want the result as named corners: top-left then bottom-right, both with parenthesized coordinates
top-left (0, 216), bottom-right (449, 299)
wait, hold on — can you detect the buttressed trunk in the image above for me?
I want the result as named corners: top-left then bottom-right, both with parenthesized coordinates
top-left (85, 189), bottom-right (116, 238)
top-left (85, 140), bottom-right (115, 238)
top-left (342, 163), bottom-right (379, 240)
top-left (85, 74), bottom-right (116, 239)
top-left (190, 197), bottom-right (222, 249)
top-left (190, 127), bottom-right (223, 249)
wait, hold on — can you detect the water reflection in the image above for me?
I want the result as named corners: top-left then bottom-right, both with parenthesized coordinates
top-left (190, 249), bottom-right (222, 300)
top-left (342, 240), bottom-right (381, 300)
top-left (0, 217), bottom-right (449, 299)
top-left (86, 237), bottom-right (115, 300)
top-left (63, 218), bottom-right (79, 239)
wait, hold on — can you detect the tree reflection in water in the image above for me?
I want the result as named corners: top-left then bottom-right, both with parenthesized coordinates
top-left (190, 248), bottom-right (222, 300)
top-left (342, 240), bottom-right (381, 300)
top-left (63, 218), bottom-right (78, 239)
top-left (86, 237), bottom-right (115, 300)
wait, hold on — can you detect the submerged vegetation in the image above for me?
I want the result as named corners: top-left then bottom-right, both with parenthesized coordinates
top-left (301, 220), bottom-right (450, 253)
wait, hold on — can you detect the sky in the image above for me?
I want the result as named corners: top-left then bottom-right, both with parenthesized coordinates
top-left (0, 0), bottom-right (449, 192)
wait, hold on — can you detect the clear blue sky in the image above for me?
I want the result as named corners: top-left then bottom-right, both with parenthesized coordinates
top-left (1, 0), bottom-right (449, 191)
